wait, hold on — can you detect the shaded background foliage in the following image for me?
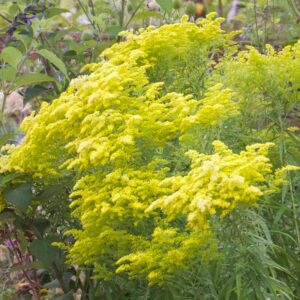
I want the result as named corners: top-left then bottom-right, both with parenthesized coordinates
top-left (0, 0), bottom-right (299, 299)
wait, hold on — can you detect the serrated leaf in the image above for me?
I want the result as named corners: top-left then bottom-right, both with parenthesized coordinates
top-left (15, 73), bottom-right (55, 88)
top-left (0, 47), bottom-right (23, 69)
top-left (156, 0), bottom-right (173, 13)
top-left (4, 183), bottom-right (34, 212)
top-left (37, 49), bottom-right (69, 80)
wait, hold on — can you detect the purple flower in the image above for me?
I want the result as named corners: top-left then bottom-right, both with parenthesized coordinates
top-left (4, 240), bottom-right (14, 249)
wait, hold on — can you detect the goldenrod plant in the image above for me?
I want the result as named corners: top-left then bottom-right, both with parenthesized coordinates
top-left (0, 11), bottom-right (300, 299)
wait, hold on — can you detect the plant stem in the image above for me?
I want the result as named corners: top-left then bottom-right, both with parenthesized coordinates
top-left (289, 176), bottom-right (300, 248)
top-left (5, 225), bottom-right (41, 299)
top-left (120, 0), bottom-right (126, 28)
top-left (0, 13), bottom-right (11, 23)
top-left (288, 0), bottom-right (300, 18)
top-left (77, 0), bottom-right (101, 35)
top-left (1, 47), bottom-right (31, 116)
top-left (253, 0), bottom-right (260, 49)
top-left (52, 262), bottom-right (68, 294)
top-left (124, 0), bottom-right (145, 29)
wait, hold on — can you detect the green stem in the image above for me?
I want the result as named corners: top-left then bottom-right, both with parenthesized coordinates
top-left (0, 13), bottom-right (11, 23)
top-left (88, 0), bottom-right (102, 35)
top-left (52, 262), bottom-right (68, 294)
top-left (120, 0), bottom-right (126, 28)
top-left (289, 176), bottom-right (300, 248)
top-left (77, 0), bottom-right (101, 35)
top-left (253, 0), bottom-right (260, 49)
top-left (1, 47), bottom-right (31, 117)
top-left (124, 0), bottom-right (146, 29)
top-left (288, 0), bottom-right (300, 18)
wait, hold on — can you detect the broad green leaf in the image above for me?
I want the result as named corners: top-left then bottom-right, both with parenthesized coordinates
top-left (37, 49), bottom-right (69, 80)
top-left (15, 73), bottom-right (55, 88)
top-left (30, 236), bottom-right (61, 266)
top-left (0, 66), bottom-right (17, 82)
top-left (156, 0), bottom-right (173, 13)
top-left (4, 183), bottom-right (34, 212)
top-left (45, 7), bottom-right (69, 18)
top-left (132, 11), bottom-right (163, 21)
top-left (0, 47), bottom-right (23, 69)
top-left (24, 85), bottom-right (47, 103)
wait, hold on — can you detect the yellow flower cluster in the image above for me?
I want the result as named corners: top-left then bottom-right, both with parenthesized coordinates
top-left (212, 40), bottom-right (300, 126)
top-left (149, 141), bottom-right (283, 227)
top-left (1, 14), bottom-right (298, 286)
top-left (115, 142), bottom-right (298, 285)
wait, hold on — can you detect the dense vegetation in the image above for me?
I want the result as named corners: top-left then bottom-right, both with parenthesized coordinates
top-left (0, 1), bottom-right (299, 299)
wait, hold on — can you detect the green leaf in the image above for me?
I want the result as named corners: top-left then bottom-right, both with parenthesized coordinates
top-left (37, 49), bottom-right (69, 80)
top-left (43, 279), bottom-right (61, 289)
top-left (8, 4), bottom-right (19, 15)
top-left (30, 236), bottom-right (61, 266)
top-left (92, 40), bottom-right (115, 60)
top-left (4, 183), bottom-right (34, 212)
top-left (33, 218), bottom-right (50, 237)
top-left (53, 28), bottom-right (74, 42)
top-left (156, 0), bottom-right (173, 13)
top-left (18, 230), bottom-right (29, 252)
top-left (0, 208), bottom-right (16, 223)
top-left (106, 25), bottom-right (123, 35)
top-left (45, 7), bottom-right (69, 18)
top-left (132, 11), bottom-right (163, 21)
top-left (0, 173), bottom-right (20, 188)
top-left (24, 85), bottom-right (47, 103)
top-left (0, 133), bottom-right (15, 146)
top-left (14, 31), bottom-right (33, 52)
top-left (15, 73), bottom-right (55, 88)
top-left (0, 47), bottom-right (23, 69)
top-left (0, 66), bottom-right (17, 82)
